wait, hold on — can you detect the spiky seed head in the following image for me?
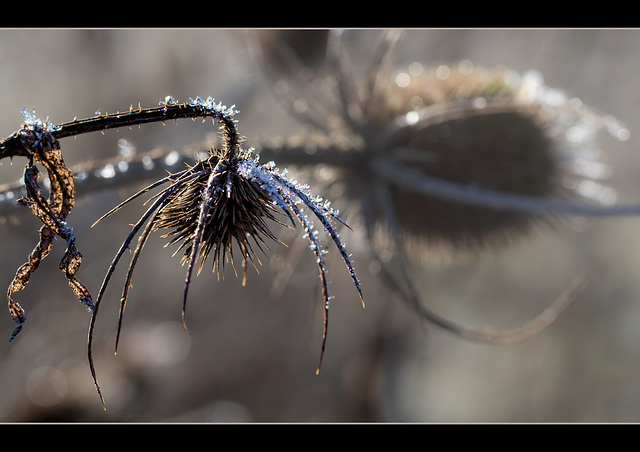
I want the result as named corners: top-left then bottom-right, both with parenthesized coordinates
top-left (154, 155), bottom-right (284, 280)
top-left (321, 63), bottom-right (620, 259)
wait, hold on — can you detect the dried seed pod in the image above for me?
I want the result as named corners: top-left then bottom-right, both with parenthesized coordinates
top-left (153, 154), bottom-right (285, 283)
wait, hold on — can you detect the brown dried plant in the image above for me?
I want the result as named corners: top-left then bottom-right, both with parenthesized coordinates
top-left (0, 110), bottom-right (94, 342)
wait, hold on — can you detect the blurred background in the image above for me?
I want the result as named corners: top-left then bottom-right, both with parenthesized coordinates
top-left (1, 28), bottom-right (640, 422)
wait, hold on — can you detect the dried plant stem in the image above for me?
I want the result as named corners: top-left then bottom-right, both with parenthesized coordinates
top-left (5, 140), bottom-right (640, 220)
top-left (371, 156), bottom-right (640, 218)
top-left (1, 100), bottom-right (237, 160)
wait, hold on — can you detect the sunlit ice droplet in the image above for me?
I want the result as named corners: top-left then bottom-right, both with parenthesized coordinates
top-left (409, 62), bottom-right (423, 76)
top-left (474, 97), bottom-right (487, 109)
top-left (603, 115), bottom-right (631, 142)
top-left (142, 155), bottom-right (155, 170)
top-left (164, 150), bottom-right (180, 166)
top-left (436, 65), bottom-right (450, 80)
top-left (405, 110), bottom-right (420, 125)
top-left (577, 179), bottom-right (618, 205)
top-left (117, 138), bottom-right (136, 157)
top-left (572, 158), bottom-right (612, 180)
top-left (458, 59), bottom-right (473, 74)
top-left (395, 72), bottom-right (411, 88)
top-left (97, 163), bottom-right (116, 179)
top-left (616, 127), bottom-right (631, 141)
top-left (566, 125), bottom-right (593, 144)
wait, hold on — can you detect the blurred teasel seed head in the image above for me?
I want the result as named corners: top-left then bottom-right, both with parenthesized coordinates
top-left (253, 30), bottom-right (629, 261)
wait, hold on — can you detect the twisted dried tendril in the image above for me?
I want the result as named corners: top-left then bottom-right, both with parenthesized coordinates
top-left (0, 109), bottom-right (94, 342)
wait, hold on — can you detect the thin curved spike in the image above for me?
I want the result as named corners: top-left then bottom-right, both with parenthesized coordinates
top-left (287, 200), bottom-right (331, 373)
top-left (91, 167), bottom-right (192, 227)
top-left (115, 179), bottom-right (197, 352)
top-left (95, 169), bottom-right (205, 315)
top-left (239, 159), bottom-right (364, 307)
top-left (114, 209), bottom-right (158, 355)
top-left (276, 173), bottom-right (364, 307)
top-left (181, 162), bottom-right (224, 329)
top-left (318, 302), bottom-right (329, 375)
top-left (88, 169), bottom-right (207, 410)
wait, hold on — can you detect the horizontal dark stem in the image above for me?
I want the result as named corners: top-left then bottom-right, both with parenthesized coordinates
top-left (53, 102), bottom-right (238, 146)
top-left (0, 131), bottom-right (29, 159)
top-left (1, 99), bottom-right (240, 160)
top-left (0, 141), bottom-right (364, 218)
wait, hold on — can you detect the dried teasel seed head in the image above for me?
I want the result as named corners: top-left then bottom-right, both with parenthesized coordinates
top-left (86, 98), bottom-right (364, 408)
top-left (154, 154), bottom-right (284, 280)
top-left (325, 61), bottom-right (625, 259)
top-left (400, 65), bottom-right (623, 254)
top-left (369, 64), bottom-right (560, 255)
top-left (254, 29), bottom-right (630, 261)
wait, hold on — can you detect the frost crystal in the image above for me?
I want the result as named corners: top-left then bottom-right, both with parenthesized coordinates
top-left (187, 96), bottom-right (239, 120)
top-left (237, 155), bottom-right (364, 372)
top-left (21, 108), bottom-right (57, 131)
top-left (19, 108), bottom-right (60, 148)
top-left (237, 157), bottom-right (362, 306)
top-left (160, 95), bottom-right (177, 106)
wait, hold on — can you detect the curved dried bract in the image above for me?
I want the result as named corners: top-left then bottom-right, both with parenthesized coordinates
top-left (86, 97), bottom-right (364, 409)
top-left (0, 109), bottom-right (94, 341)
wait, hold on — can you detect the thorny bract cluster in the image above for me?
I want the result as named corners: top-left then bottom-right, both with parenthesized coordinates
top-left (0, 95), bottom-right (364, 409)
